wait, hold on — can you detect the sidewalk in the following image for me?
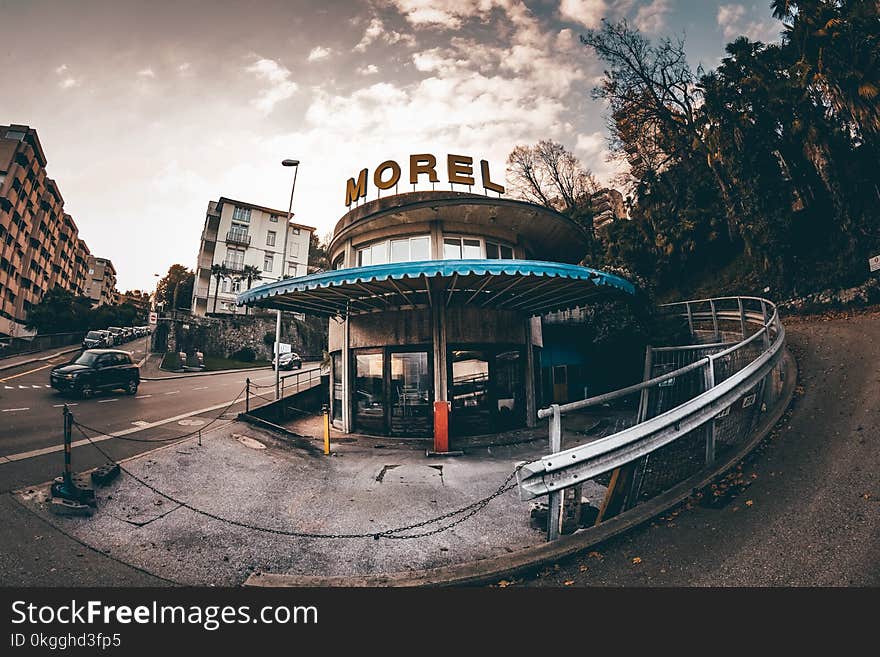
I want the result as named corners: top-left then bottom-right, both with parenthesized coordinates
top-left (0, 345), bottom-right (80, 372)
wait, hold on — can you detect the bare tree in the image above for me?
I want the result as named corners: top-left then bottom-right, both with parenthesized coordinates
top-left (506, 140), bottom-right (599, 212)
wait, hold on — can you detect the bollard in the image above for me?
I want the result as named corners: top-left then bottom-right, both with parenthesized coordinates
top-left (433, 400), bottom-right (451, 454)
top-left (62, 405), bottom-right (73, 489)
top-left (245, 378), bottom-right (250, 414)
top-left (322, 404), bottom-right (331, 455)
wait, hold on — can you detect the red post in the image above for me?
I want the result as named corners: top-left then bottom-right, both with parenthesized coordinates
top-left (433, 400), bottom-right (450, 453)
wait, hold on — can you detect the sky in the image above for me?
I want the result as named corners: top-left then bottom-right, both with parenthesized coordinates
top-left (0, 0), bottom-right (783, 292)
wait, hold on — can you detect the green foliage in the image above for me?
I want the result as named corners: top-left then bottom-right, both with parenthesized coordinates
top-left (25, 287), bottom-right (144, 335)
top-left (156, 264), bottom-right (194, 310)
top-left (229, 346), bottom-right (256, 362)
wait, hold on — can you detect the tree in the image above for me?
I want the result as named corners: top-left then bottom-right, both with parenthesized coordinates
top-left (506, 140), bottom-right (599, 212)
top-left (240, 264), bottom-right (262, 316)
top-left (155, 264), bottom-right (194, 310)
top-left (308, 232), bottom-right (331, 271)
top-left (210, 263), bottom-right (229, 315)
top-left (25, 287), bottom-right (94, 334)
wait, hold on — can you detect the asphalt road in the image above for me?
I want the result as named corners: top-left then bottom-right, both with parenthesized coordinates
top-left (0, 345), bottom-right (321, 494)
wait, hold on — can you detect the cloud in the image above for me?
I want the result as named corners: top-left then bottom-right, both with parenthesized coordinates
top-left (307, 46), bottom-right (332, 62)
top-left (353, 17), bottom-right (415, 51)
top-left (177, 62), bottom-right (192, 73)
top-left (55, 64), bottom-right (68, 74)
top-left (559, 0), bottom-right (607, 29)
top-left (634, 0), bottom-right (671, 34)
top-left (575, 131), bottom-right (625, 183)
top-left (357, 64), bottom-right (379, 75)
top-left (137, 68), bottom-right (156, 78)
top-left (717, 4), bottom-right (781, 43)
top-left (245, 57), bottom-right (298, 114)
top-left (388, 0), bottom-right (507, 29)
top-left (59, 77), bottom-right (79, 89)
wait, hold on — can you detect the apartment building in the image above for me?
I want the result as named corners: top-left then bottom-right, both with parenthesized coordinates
top-left (0, 124), bottom-right (94, 337)
top-left (191, 197), bottom-right (314, 316)
top-left (86, 255), bottom-right (119, 307)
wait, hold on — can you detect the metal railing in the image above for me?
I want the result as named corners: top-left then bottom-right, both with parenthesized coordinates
top-left (225, 231), bottom-right (251, 246)
top-left (518, 296), bottom-right (787, 540)
top-left (244, 366), bottom-right (323, 417)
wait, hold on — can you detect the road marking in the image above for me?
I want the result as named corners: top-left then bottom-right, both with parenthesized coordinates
top-left (98, 399), bottom-right (118, 403)
top-left (164, 391), bottom-right (180, 395)
top-left (18, 385), bottom-right (28, 389)
top-left (136, 394), bottom-right (152, 399)
top-left (44, 384), bottom-right (51, 388)
top-left (132, 420), bottom-right (150, 427)
top-left (4, 386), bottom-right (12, 389)
top-left (1, 394), bottom-right (249, 463)
top-left (192, 386), bottom-right (209, 390)
top-left (2, 408), bottom-right (29, 412)
top-left (52, 403), bottom-right (78, 407)
top-left (0, 361), bottom-right (58, 382)
top-left (31, 385), bottom-right (42, 389)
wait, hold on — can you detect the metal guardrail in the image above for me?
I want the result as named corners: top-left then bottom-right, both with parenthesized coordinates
top-left (244, 365), bottom-right (323, 417)
top-left (519, 296), bottom-right (786, 540)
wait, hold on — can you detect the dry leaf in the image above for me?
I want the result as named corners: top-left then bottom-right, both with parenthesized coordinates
top-left (564, 580), bottom-right (574, 586)
top-left (632, 557), bottom-right (642, 564)
top-left (587, 551), bottom-right (603, 559)
top-left (745, 500), bottom-right (754, 507)
top-left (579, 564), bottom-right (588, 572)
top-left (497, 580), bottom-right (510, 588)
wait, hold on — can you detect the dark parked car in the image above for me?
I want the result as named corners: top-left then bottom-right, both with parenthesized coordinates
top-left (272, 352), bottom-right (303, 370)
top-left (106, 327), bottom-right (125, 344)
top-left (50, 349), bottom-right (140, 398)
top-left (82, 330), bottom-right (108, 349)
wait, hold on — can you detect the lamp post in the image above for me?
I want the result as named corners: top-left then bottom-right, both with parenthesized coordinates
top-left (275, 158), bottom-right (300, 400)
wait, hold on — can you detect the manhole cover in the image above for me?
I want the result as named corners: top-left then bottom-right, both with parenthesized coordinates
top-left (233, 434), bottom-right (266, 450)
top-left (376, 464), bottom-right (443, 485)
top-left (178, 419), bottom-right (205, 426)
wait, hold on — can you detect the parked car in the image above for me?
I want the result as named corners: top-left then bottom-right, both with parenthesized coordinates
top-left (82, 330), bottom-right (109, 349)
top-left (96, 329), bottom-right (113, 346)
top-left (50, 349), bottom-right (140, 398)
top-left (272, 352), bottom-right (302, 370)
top-left (107, 326), bottom-right (125, 344)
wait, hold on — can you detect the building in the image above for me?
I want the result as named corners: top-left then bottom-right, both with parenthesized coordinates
top-left (86, 256), bottom-right (119, 307)
top-left (191, 197), bottom-right (315, 316)
top-left (238, 185), bottom-right (636, 445)
top-left (119, 290), bottom-right (151, 319)
top-left (0, 124), bottom-right (94, 337)
top-left (591, 188), bottom-right (627, 230)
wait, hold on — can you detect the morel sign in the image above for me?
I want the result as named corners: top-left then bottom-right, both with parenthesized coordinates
top-left (345, 154), bottom-right (505, 206)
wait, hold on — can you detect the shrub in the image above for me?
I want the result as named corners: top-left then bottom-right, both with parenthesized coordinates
top-left (230, 346), bottom-right (256, 362)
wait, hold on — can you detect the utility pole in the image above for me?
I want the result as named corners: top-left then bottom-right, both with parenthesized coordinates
top-left (275, 158), bottom-right (300, 400)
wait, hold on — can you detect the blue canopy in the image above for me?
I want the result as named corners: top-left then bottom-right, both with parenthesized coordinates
top-left (237, 259), bottom-right (636, 317)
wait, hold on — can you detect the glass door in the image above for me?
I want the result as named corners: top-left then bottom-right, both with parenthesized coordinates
top-left (389, 351), bottom-right (432, 437)
top-left (494, 349), bottom-right (523, 430)
top-left (354, 351), bottom-right (385, 434)
top-left (449, 349), bottom-right (491, 436)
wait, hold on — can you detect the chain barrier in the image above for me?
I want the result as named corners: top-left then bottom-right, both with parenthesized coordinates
top-left (70, 420), bottom-right (520, 541)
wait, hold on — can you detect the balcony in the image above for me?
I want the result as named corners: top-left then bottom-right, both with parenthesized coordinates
top-left (222, 260), bottom-right (245, 273)
top-left (225, 230), bottom-right (251, 246)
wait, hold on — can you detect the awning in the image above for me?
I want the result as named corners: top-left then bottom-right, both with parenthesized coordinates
top-left (236, 259), bottom-right (636, 317)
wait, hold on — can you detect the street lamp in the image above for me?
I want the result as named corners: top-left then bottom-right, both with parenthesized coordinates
top-left (275, 158), bottom-right (300, 400)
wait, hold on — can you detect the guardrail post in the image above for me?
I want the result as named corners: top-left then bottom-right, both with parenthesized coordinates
top-left (685, 302), bottom-right (694, 336)
top-left (547, 403), bottom-right (563, 541)
top-left (63, 405), bottom-right (72, 488)
top-left (245, 378), bottom-right (250, 414)
top-left (738, 297), bottom-right (747, 339)
top-left (704, 357), bottom-right (716, 466)
top-left (709, 299), bottom-right (719, 342)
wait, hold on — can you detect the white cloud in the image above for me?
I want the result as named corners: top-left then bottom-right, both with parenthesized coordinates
top-left (559, 0), bottom-right (607, 29)
top-left (575, 131), bottom-right (625, 183)
top-left (388, 0), bottom-right (507, 29)
top-left (177, 62), bottom-right (191, 73)
top-left (59, 77), bottom-right (79, 89)
top-left (137, 68), bottom-right (156, 78)
top-left (307, 46), bottom-right (332, 62)
top-left (634, 0), bottom-right (671, 34)
top-left (357, 64), bottom-right (379, 75)
top-left (245, 57), bottom-right (299, 114)
top-left (55, 64), bottom-right (68, 74)
top-left (717, 4), bottom-right (781, 43)
top-left (353, 17), bottom-right (415, 52)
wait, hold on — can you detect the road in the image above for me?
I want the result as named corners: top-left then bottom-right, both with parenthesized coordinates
top-left (0, 344), bottom-right (321, 493)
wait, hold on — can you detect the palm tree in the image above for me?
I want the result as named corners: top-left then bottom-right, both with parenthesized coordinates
top-left (210, 263), bottom-right (229, 315)
top-left (240, 264), bottom-right (262, 316)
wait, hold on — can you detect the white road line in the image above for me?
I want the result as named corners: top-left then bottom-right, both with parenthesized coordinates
top-left (18, 385), bottom-right (28, 389)
top-left (98, 399), bottom-right (118, 403)
top-left (44, 384), bottom-right (51, 388)
top-left (4, 386), bottom-right (12, 389)
top-left (192, 386), bottom-right (209, 390)
top-left (135, 394), bottom-right (152, 399)
top-left (131, 420), bottom-right (150, 427)
top-left (52, 403), bottom-right (78, 407)
top-left (2, 394), bottom-right (246, 463)
top-left (2, 408), bottom-right (29, 412)
top-left (164, 391), bottom-right (180, 395)
top-left (31, 385), bottom-right (42, 389)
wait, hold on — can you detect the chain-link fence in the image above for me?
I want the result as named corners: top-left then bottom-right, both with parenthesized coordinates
top-left (519, 296), bottom-right (788, 540)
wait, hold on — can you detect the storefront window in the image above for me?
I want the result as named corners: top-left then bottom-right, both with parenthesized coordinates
top-left (359, 235), bottom-right (429, 266)
top-left (450, 349), bottom-right (491, 435)
top-left (331, 352), bottom-right (343, 421)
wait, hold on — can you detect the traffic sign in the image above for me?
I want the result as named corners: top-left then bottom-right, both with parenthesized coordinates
top-left (149, 311), bottom-right (158, 325)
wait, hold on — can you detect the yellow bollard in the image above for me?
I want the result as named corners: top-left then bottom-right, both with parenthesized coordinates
top-left (322, 404), bottom-right (330, 455)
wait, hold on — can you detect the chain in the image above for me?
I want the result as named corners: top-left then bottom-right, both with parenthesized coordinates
top-left (72, 422), bottom-right (520, 541)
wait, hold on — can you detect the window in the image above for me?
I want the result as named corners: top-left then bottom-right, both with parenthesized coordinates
top-left (443, 238), bottom-right (461, 259)
top-left (263, 254), bottom-right (273, 272)
top-left (358, 241), bottom-right (388, 267)
top-left (88, 268), bottom-right (94, 274)
top-left (486, 241), bottom-right (514, 259)
top-left (269, 215), bottom-right (278, 223)
top-left (443, 237), bottom-right (480, 259)
top-left (287, 262), bottom-right (298, 276)
top-left (221, 278), bottom-right (229, 293)
top-left (289, 242), bottom-right (299, 257)
top-left (266, 230), bottom-right (276, 247)
top-left (232, 206), bottom-right (251, 223)
top-left (4, 130), bottom-right (25, 141)
top-left (291, 227), bottom-right (300, 235)
top-left (232, 278), bottom-right (241, 293)
top-left (332, 256), bottom-right (345, 270)
top-left (224, 247), bottom-right (245, 270)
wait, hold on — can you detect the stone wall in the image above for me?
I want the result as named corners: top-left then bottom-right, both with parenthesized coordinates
top-left (155, 313), bottom-right (327, 361)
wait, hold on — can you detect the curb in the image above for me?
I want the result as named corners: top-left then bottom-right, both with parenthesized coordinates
top-left (0, 346), bottom-right (80, 372)
top-left (245, 347), bottom-right (797, 588)
top-left (141, 365), bottom-right (272, 381)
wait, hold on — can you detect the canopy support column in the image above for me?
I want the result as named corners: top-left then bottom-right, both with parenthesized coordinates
top-left (342, 310), bottom-right (352, 433)
top-left (525, 316), bottom-right (537, 428)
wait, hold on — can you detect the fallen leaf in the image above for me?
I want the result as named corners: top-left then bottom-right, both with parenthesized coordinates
top-left (587, 551), bottom-right (603, 559)
top-left (579, 565), bottom-right (589, 572)
top-left (564, 580), bottom-right (574, 586)
top-left (745, 500), bottom-right (754, 507)
top-left (497, 580), bottom-right (511, 588)
top-left (632, 557), bottom-right (642, 564)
